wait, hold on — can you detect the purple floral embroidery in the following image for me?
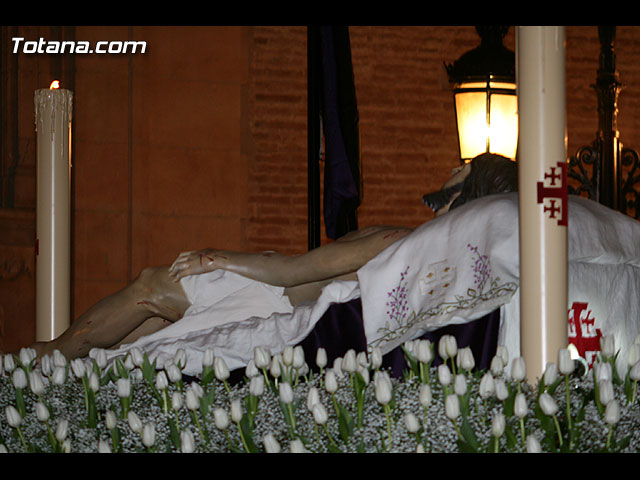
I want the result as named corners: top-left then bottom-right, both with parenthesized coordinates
top-left (386, 265), bottom-right (410, 327)
top-left (467, 243), bottom-right (491, 292)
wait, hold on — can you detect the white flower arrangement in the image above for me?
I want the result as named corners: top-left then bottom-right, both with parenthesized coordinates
top-left (1, 335), bottom-right (640, 453)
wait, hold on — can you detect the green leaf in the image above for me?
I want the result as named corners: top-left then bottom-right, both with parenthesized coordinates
top-left (459, 416), bottom-right (480, 452)
top-left (337, 403), bottom-right (354, 443)
top-left (239, 416), bottom-right (259, 453)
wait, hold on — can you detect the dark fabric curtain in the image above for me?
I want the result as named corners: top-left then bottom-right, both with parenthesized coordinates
top-left (318, 26), bottom-right (362, 240)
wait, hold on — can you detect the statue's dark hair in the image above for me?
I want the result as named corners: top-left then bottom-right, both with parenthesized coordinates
top-left (449, 153), bottom-right (519, 210)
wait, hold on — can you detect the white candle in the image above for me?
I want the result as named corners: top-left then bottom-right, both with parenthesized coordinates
top-left (34, 81), bottom-right (73, 342)
top-left (516, 27), bottom-right (569, 383)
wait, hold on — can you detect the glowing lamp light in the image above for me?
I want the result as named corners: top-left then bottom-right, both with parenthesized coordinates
top-left (446, 26), bottom-right (519, 163)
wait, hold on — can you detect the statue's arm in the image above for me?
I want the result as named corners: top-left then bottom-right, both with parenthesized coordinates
top-left (168, 226), bottom-right (412, 287)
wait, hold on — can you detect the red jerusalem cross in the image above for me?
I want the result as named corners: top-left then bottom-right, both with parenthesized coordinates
top-left (568, 301), bottom-right (602, 368)
top-left (536, 162), bottom-right (568, 226)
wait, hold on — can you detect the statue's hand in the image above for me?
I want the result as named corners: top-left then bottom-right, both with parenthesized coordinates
top-left (168, 248), bottom-right (227, 282)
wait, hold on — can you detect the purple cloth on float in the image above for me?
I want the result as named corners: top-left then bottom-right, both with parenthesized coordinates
top-left (226, 297), bottom-right (499, 384)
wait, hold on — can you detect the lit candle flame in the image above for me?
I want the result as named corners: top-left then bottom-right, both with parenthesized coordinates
top-left (49, 80), bottom-right (60, 90)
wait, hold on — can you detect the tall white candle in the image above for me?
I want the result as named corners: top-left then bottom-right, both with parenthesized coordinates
top-left (516, 27), bottom-right (569, 383)
top-left (34, 82), bottom-right (73, 342)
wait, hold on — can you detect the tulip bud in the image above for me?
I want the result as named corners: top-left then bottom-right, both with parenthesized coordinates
top-left (293, 346), bottom-right (305, 369)
top-left (3, 354), bottom-right (16, 374)
top-left (171, 391), bottom-right (183, 411)
top-left (70, 358), bottom-right (86, 379)
top-left (105, 410), bottom-right (117, 430)
top-left (595, 362), bottom-right (612, 383)
top-left (312, 403), bottom-right (328, 425)
top-left (214, 357), bottom-right (230, 381)
top-left (490, 355), bottom-right (504, 376)
top-left (52, 366), bottom-right (66, 386)
top-left (254, 347), bottom-right (270, 370)
top-left (495, 379), bottom-right (509, 401)
top-left (129, 347), bottom-right (144, 368)
top-left (202, 348), bottom-right (215, 368)
top-left (290, 438), bottom-right (308, 453)
top-left (315, 348), bottom-right (327, 369)
top-left (419, 384), bottom-right (432, 408)
top-left (180, 429), bottom-right (195, 453)
top-left (88, 372), bottom-right (100, 393)
top-left (332, 357), bottom-right (343, 377)
top-left (155, 371), bottom-right (168, 391)
top-left (491, 412), bottom-right (505, 437)
top-left (174, 348), bottom-right (187, 370)
top-left (165, 363), bottom-right (182, 383)
top-left (230, 399), bottom-right (243, 423)
top-left (245, 359), bottom-right (259, 378)
top-left (262, 432), bottom-right (281, 453)
top-left (444, 394), bottom-right (460, 421)
top-left (213, 408), bottom-right (230, 430)
top-left (370, 347), bottom-right (383, 370)
top-left (454, 374), bottom-right (467, 397)
top-left (19, 348), bottom-right (36, 368)
top-left (604, 399), bottom-right (620, 425)
top-left (456, 347), bottom-right (475, 372)
top-left (55, 418), bottom-right (69, 442)
top-left (307, 387), bottom-right (320, 412)
top-left (600, 335), bottom-right (616, 359)
top-left (40, 354), bottom-right (53, 377)
top-left (437, 364), bottom-right (452, 386)
top-left (416, 340), bottom-right (433, 364)
top-left (342, 349), bottom-right (357, 373)
top-left (127, 411), bottom-right (142, 433)
top-left (599, 379), bottom-right (615, 406)
top-left (404, 412), bottom-right (420, 433)
top-left (5, 405), bottom-right (21, 428)
top-left (479, 372), bottom-right (495, 399)
top-left (357, 365), bottom-right (370, 386)
top-left (511, 357), bottom-right (526, 382)
top-left (185, 388), bottom-right (200, 411)
top-left (374, 373), bottom-right (392, 406)
top-left (630, 361), bottom-right (640, 381)
top-left (543, 363), bottom-right (558, 386)
top-left (269, 354), bottom-right (282, 378)
top-left (249, 375), bottom-right (265, 397)
top-left (52, 349), bottom-right (66, 368)
top-left (282, 346), bottom-right (294, 366)
top-left (557, 348), bottom-right (575, 376)
top-left (92, 348), bottom-right (108, 370)
top-left (142, 422), bottom-right (156, 448)
top-left (116, 378), bottom-right (131, 399)
top-left (514, 392), bottom-right (528, 418)
top-left (12, 368), bottom-right (27, 389)
top-left (35, 401), bottom-right (50, 422)
top-left (526, 434), bottom-right (542, 453)
top-left (98, 439), bottom-right (111, 453)
top-left (539, 392), bottom-right (559, 416)
top-left (438, 335), bottom-right (457, 360)
top-left (325, 369), bottom-right (338, 394)
top-left (279, 381), bottom-right (294, 405)
top-left (627, 343), bottom-right (640, 367)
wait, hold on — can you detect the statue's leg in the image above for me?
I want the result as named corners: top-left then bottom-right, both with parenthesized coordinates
top-left (32, 266), bottom-right (190, 360)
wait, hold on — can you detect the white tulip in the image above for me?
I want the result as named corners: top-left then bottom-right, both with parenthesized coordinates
top-left (419, 384), bottom-right (432, 407)
top-left (174, 348), bottom-right (187, 370)
top-left (282, 346), bottom-right (294, 366)
top-left (369, 347), bottom-right (383, 370)
top-left (543, 363), bottom-right (558, 386)
top-left (35, 401), bottom-right (49, 422)
top-left (249, 375), bottom-right (265, 397)
top-left (511, 357), bottom-right (526, 382)
top-left (514, 392), bottom-right (528, 418)
top-left (98, 439), bottom-right (111, 453)
top-left (171, 391), bottom-right (183, 411)
top-left (557, 348), bottom-right (575, 376)
top-left (40, 354), bottom-right (53, 377)
top-left (600, 335), bottom-right (616, 359)
top-left (491, 412), bottom-right (505, 437)
top-left (12, 368), bottom-right (27, 389)
top-left (290, 438), bottom-right (308, 453)
top-left (129, 347), bottom-right (144, 368)
top-left (456, 347), bottom-right (475, 372)
top-left (19, 347), bottom-right (36, 367)
top-left (88, 372), bottom-right (100, 393)
top-left (416, 340), bottom-right (433, 364)
top-left (269, 355), bottom-right (282, 378)
top-left (342, 349), bottom-right (357, 373)
top-left (627, 343), bottom-right (640, 367)
top-left (52, 366), bottom-right (66, 386)
top-left (630, 361), bottom-right (640, 381)
top-left (437, 364), bottom-right (452, 386)
top-left (332, 357), bottom-right (343, 377)
top-left (55, 418), bottom-right (69, 442)
top-left (539, 392), bottom-right (559, 416)
top-left (604, 399), bottom-right (620, 425)
top-left (116, 378), bottom-right (131, 399)
top-left (325, 369), bottom-right (338, 394)
top-left (356, 351), bottom-right (369, 368)
top-left (3, 354), bottom-right (15, 373)
top-left (230, 399), bottom-right (243, 423)
top-left (495, 379), bottom-right (509, 402)
top-left (315, 348), bottom-right (327, 369)
top-left (479, 372), bottom-right (495, 399)
top-left (155, 371), bottom-right (168, 391)
top-left (307, 387), bottom-right (320, 412)
top-left (293, 346), bottom-right (306, 369)
top-left (526, 434), bottom-right (542, 453)
top-left (105, 410), bottom-right (117, 430)
top-left (142, 422), bottom-right (156, 448)
top-left (599, 379), bottom-right (615, 406)
top-left (263, 432), bottom-right (281, 453)
top-left (213, 408), bottom-right (230, 430)
top-left (91, 348), bottom-right (108, 370)
top-left (245, 359), bottom-right (259, 378)
top-left (312, 403), bottom-right (328, 425)
top-left (180, 429), bottom-right (195, 453)
top-left (202, 348), bottom-right (215, 368)
top-left (438, 335), bottom-right (457, 360)
top-left (595, 362), bottom-right (612, 383)
top-left (279, 381), bottom-right (294, 405)
top-left (70, 358), bottom-right (86, 379)
top-left (185, 388), bottom-right (199, 411)
top-left (490, 355), bottom-right (505, 376)
top-left (214, 357), bottom-right (230, 381)
top-left (454, 374), bottom-right (467, 397)
top-left (5, 406), bottom-right (21, 428)
top-left (254, 347), bottom-right (270, 370)
top-left (444, 394), bottom-right (460, 421)
top-left (404, 412), bottom-right (420, 433)
top-left (52, 349), bottom-right (66, 368)
top-left (374, 372), bottom-right (392, 406)
top-left (496, 345), bottom-right (509, 366)
top-left (165, 363), bottom-right (182, 383)
top-left (127, 411), bottom-right (142, 433)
